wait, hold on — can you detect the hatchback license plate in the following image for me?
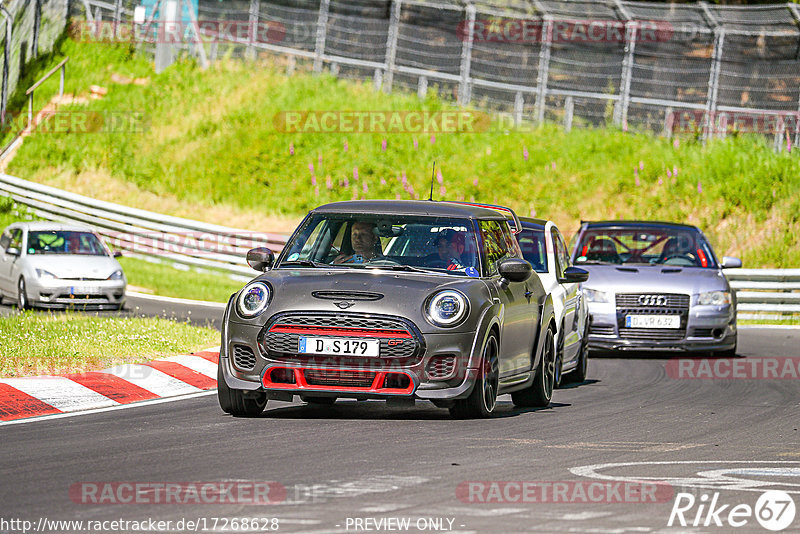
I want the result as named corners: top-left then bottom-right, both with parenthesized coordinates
top-left (625, 315), bottom-right (680, 329)
top-left (298, 337), bottom-right (380, 356)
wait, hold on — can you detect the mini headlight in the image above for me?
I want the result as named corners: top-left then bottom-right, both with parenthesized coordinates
top-left (698, 290), bottom-right (731, 306)
top-left (107, 270), bottom-right (124, 281)
top-left (426, 290), bottom-right (468, 327)
top-left (35, 269), bottom-right (57, 279)
top-left (583, 288), bottom-right (611, 303)
top-left (237, 282), bottom-right (271, 318)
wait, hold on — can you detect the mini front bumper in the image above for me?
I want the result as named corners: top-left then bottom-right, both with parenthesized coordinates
top-left (586, 302), bottom-right (737, 352)
top-left (220, 323), bottom-right (482, 401)
top-left (27, 277), bottom-right (126, 309)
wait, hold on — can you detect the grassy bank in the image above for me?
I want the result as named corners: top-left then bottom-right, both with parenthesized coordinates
top-left (119, 256), bottom-right (244, 302)
top-left (5, 38), bottom-right (800, 266)
top-left (0, 312), bottom-right (219, 377)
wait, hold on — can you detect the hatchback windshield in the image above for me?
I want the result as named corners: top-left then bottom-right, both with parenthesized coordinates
top-left (28, 231), bottom-right (108, 256)
top-left (573, 226), bottom-right (717, 268)
top-left (280, 214), bottom-right (481, 276)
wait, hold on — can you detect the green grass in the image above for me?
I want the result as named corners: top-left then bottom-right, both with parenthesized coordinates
top-left (118, 256), bottom-right (245, 302)
top-left (0, 312), bottom-right (219, 377)
top-left (5, 38), bottom-right (800, 267)
top-left (740, 317), bottom-right (800, 326)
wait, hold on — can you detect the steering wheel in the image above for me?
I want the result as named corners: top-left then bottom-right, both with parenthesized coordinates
top-left (661, 253), bottom-right (696, 266)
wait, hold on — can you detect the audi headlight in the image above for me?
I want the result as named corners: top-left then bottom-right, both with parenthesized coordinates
top-left (426, 290), bottom-right (469, 327)
top-left (35, 269), bottom-right (57, 279)
top-left (583, 288), bottom-right (611, 303)
top-left (237, 282), bottom-right (271, 318)
top-left (107, 270), bottom-right (124, 281)
top-left (698, 290), bottom-right (731, 306)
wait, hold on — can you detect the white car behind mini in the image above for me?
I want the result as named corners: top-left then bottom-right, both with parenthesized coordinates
top-left (0, 222), bottom-right (126, 310)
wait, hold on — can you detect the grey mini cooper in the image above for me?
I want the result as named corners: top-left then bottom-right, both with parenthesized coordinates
top-left (218, 200), bottom-right (586, 418)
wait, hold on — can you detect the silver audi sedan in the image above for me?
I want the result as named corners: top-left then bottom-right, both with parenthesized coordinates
top-left (0, 222), bottom-right (126, 310)
top-left (570, 221), bottom-right (740, 356)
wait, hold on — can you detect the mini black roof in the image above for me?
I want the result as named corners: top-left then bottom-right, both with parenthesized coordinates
top-left (312, 200), bottom-right (507, 220)
top-left (582, 220), bottom-right (700, 231)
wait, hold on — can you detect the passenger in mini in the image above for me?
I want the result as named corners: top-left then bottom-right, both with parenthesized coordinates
top-left (334, 221), bottom-right (383, 264)
top-left (427, 229), bottom-right (465, 268)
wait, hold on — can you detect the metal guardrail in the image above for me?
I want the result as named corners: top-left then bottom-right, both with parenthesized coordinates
top-left (727, 269), bottom-right (800, 316)
top-left (0, 174), bottom-right (288, 279)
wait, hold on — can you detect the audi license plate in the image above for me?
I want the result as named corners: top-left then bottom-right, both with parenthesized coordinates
top-left (625, 315), bottom-right (680, 329)
top-left (298, 337), bottom-right (380, 356)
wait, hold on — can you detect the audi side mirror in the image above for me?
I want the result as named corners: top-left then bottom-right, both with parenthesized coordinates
top-left (498, 258), bottom-right (532, 284)
top-left (560, 266), bottom-right (589, 284)
top-left (246, 247), bottom-right (274, 272)
top-left (721, 256), bottom-right (741, 269)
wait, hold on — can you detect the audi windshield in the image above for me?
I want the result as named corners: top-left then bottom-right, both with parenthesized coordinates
top-left (573, 226), bottom-right (717, 268)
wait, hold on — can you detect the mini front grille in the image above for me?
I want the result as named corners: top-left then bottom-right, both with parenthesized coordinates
top-left (232, 344), bottom-right (257, 370)
top-left (426, 355), bottom-right (456, 380)
top-left (589, 325), bottom-right (615, 336)
top-left (304, 369), bottom-right (375, 388)
top-left (616, 293), bottom-right (690, 309)
top-left (618, 328), bottom-right (686, 341)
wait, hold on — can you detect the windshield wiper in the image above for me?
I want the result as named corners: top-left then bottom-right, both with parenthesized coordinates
top-left (280, 260), bottom-right (327, 268)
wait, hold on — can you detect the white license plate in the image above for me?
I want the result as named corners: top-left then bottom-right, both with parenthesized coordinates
top-left (625, 315), bottom-right (680, 329)
top-left (70, 286), bottom-right (96, 294)
top-left (298, 337), bottom-right (380, 356)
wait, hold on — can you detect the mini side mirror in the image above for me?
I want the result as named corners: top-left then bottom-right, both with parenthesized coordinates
top-left (5, 247), bottom-right (20, 257)
top-left (247, 247), bottom-right (274, 272)
top-left (560, 266), bottom-right (589, 283)
top-left (498, 258), bottom-right (532, 283)
top-left (721, 256), bottom-right (742, 269)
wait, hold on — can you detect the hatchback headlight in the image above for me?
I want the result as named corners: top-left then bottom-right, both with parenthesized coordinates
top-left (698, 290), bottom-right (731, 306)
top-left (583, 288), bottom-right (611, 303)
top-left (426, 290), bottom-right (469, 327)
top-left (107, 270), bottom-right (124, 281)
top-left (35, 269), bottom-right (57, 279)
top-left (237, 282), bottom-right (271, 318)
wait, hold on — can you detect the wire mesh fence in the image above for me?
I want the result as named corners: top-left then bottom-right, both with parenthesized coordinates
top-left (74, 0), bottom-right (800, 146)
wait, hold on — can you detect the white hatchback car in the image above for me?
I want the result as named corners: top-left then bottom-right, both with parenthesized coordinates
top-left (0, 222), bottom-right (126, 310)
top-left (517, 217), bottom-right (590, 387)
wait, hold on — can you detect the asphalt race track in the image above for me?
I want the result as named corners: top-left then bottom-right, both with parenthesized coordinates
top-left (1, 326), bottom-right (799, 533)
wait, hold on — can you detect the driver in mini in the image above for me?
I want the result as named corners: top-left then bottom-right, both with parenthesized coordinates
top-left (426, 229), bottom-right (465, 270)
top-left (334, 221), bottom-right (384, 264)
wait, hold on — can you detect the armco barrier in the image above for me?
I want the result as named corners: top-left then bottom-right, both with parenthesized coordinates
top-left (0, 173), bottom-right (287, 279)
top-left (0, 173), bottom-right (797, 319)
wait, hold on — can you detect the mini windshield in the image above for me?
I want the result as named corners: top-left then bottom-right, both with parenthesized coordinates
top-left (27, 231), bottom-right (108, 256)
top-left (279, 214), bottom-right (481, 276)
top-left (573, 227), bottom-right (717, 268)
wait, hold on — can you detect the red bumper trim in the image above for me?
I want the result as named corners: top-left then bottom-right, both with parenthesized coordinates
top-left (262, 367), bottom-right (415, 395)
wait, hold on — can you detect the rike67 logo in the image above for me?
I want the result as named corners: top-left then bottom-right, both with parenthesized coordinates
top-left (668, 490), bottom-right (796, 531)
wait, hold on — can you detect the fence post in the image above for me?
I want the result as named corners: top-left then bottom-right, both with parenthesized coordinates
top-left (32, 0), bottom-right (42, 57)
top-left (417, 76), bottom-right (427, 99)
top-left (458, 4), bottom-right (475, 105)
top-left (564, 96), bottom-right (574, 132)
top-left (789, 3), bottom-right (800, 148)
top-left (180, 0), bottom-right (208, 69)
top-left (313, 0), bottom-right (330, 73)
top-left (663, 106), bottom-right (673, 137)
top-left (246, 0), bottom-right (260, 61)
top-left (774, 117), bottom-right (785, 153)
top-left (535, 15), bottom-right (553, 123)
top-left (382, 0), bottom-right (401, 93)
top-left (615, 22), bottom-right (637, 129)
top-left (113, 0), bottom-right (122, 40)
top-left (0, 6), bottom-right (11, 125)
top-left (703, 28), bottom-right (725, 142)
top-left (514, 91), bottom-right (523, 126)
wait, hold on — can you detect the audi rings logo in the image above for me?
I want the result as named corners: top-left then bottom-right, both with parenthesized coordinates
top-left (639, 295), bottom-right (668, 306)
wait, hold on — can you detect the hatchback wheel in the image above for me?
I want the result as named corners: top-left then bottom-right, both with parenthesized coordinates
top-left (217, 365), bottom-right (267, 417)
top-left (17, 277), bottom-right (29, 310)
top-left (450, 332), bottom-right (499, 419)
top-left (512, 327), bottom-right (555, 408)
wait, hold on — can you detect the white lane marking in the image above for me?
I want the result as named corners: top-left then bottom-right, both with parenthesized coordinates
top-left (431, 507), bottom-right (528, 517)
top-left (0, 377), bottom-right (118, 411)
top-left (570, 461), bottom-right (800, 494)
top-left (102, 364), bottom-right (202, 396)
top-left (160, 355), bottom-right (217, 378)
top-left (282, 476), bottom-right (430, 504)
top-left (559, 511), bottom-right (615, 521)
top-left (200, 346), bottom-right (222, 353)
top-left (127, 291), bottom-right (226, 309)
top-left (0, 391), bottom-right (217, 426)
